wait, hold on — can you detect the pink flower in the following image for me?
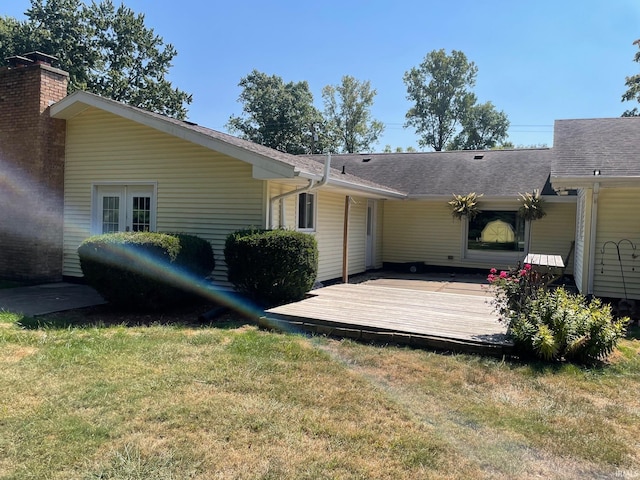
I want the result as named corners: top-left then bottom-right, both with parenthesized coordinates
top-left (490, 268), bottom-right (497, 274)
top-left (499, 271), bottom-right (508, 279)
top-left (487, 274), bottom-right (496, 283)
top-left (524, 264), bottom-right (532, 271)
top-left (519, 269), bottom-right (527, 276)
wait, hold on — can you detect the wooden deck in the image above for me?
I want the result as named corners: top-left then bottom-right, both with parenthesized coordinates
top-left (263, 279), bottom-right (513, 355)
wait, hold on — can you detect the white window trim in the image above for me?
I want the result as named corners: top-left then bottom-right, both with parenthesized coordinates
top-left (91, 182), bottom-right (158, 235)
top-left (461, 207), bottom-right (529, 264)
top-left (296, 191), bottom-right (317, 233)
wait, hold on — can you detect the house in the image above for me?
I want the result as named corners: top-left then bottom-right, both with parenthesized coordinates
top-left (307, 150), bottom-right (576, 275)
top-left (13, 51), bottom-right (636, 300)
top-left (551, 117), bottom-right (640, 300)
top-left (0, 52), bottom-right (405, 286)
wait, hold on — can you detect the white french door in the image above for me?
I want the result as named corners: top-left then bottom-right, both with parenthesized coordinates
top-left (94, 185), bottom-right (155, 234)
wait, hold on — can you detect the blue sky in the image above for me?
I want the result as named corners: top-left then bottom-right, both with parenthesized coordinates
top-left (4, 0), bottom-right (640, 150)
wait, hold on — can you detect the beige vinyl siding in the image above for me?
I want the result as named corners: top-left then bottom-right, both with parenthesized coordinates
top-left (383, 200), bottom-right (469, 267)
top-left (63, 107), bottom-right (265, 285)
top-left (375, 200), bottom-right (384, 268)
top-left (593, 187), bottom-right (640, 299)
top-left (347, 196), bottom-right (367, 276)
top-left (268, 183), bottom-right (298, 229)
top-left (315, 191), bottom-right (346, 281)
top-left (267, 185), bottom-right (369, 282)
top-left (572, 190), bottom-right (589, 293)
top-left (383, 198), bottom-right (577, 272)
top-left (529, 201), bottom-right (576, 274)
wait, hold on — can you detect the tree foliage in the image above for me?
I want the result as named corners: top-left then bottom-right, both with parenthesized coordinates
top-left (226, 70), bottom-right (327, 155)
top-left (0, 0), bottom-right (191, 119)
top-left (447, 101), bottom-right (509, 150)
top-left (622, 38), bottom-right (640, 117)
top-left (322, 75), bottom-right (384, 153)
top-left (404, 49), bottom-right (510, 151)
top-left (404, 49), bottom-right (478, 151)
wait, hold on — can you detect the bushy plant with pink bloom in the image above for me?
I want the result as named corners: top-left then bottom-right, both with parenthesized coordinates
top-left (487, 264), bottom-right (627, 363)
top-left (487, 263), bottom-right (542, 322)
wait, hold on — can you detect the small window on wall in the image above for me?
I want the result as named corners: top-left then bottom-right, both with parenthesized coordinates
top-left (467, 210), bottom-right (525, 253)
top-left (297, 192), bottom-right (315, 231)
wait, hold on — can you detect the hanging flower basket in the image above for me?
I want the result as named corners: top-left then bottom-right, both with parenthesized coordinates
top-left (448, 192), bottom-right (483, 221)
top-left (518, 190), bottom-right (546, 221)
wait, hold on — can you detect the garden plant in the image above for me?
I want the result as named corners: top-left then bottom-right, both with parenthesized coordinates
top-left (488, 265), bottom-right (627, 363)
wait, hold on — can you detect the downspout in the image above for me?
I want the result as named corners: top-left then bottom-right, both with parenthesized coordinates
top-left (587, 182), bottom-right (600, 296)
top-left (268, 153), bottom-right (331, 229)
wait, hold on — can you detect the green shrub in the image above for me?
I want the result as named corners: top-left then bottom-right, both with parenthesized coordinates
top-left (224, 228), bottom-right (318, 307)
top-left (508, 288), bottom-right (627, 363)
top-left (78, 232), bottom-right (215, 310)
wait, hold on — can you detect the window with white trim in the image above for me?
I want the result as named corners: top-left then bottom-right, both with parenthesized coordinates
top-left (297, 192), bottom-right (316, 231)
top-left (467, 210), bottom-right (525, 253)
top-left (94, 184), bottom-right (156, 234)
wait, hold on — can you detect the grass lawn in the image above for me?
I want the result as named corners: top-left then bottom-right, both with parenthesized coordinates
top-left (0, 306), bottom-right (639, 479)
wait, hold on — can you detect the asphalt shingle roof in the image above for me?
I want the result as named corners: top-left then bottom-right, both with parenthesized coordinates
top-left (552, 117), bottom-right (640, 178)
top-left (304, 149), bottom-right (554, 197)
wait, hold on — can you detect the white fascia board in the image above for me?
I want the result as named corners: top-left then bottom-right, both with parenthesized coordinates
top-left (407, 194), bottom-right (575, 203)
top-left (326, 178), bottom-right (407, 199)
top-left (51, 92), bottom-right (298, 179)
top-left (551, 175), bottom-right (640, 189)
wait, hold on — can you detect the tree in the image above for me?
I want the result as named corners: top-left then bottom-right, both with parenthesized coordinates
top-left (404, 49), bottom-right (478, 151)
top-left (322, 75), bottom-right (384, 153)
top-left (0, 0), bottom-right (191, 119)
top-left (622, 38), bottom-right (640, 116)
top-left (447, 101), bottom-right (509, 150)
top-left (227, 70), bottom-right (327, 155)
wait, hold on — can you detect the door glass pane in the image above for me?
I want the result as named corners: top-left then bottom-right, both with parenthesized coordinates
top-left (102, 196), bottom-right (120, 233)
top-left (131, 196), bottom-right (151, 232)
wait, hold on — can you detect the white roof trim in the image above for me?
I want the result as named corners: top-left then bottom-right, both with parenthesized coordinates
top-left (551, 175), bottom-right (640, 189)
top-left (327, 178), bottom-right (407, 199)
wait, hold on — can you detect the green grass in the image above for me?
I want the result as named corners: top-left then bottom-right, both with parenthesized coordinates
top-left (0, 309), bottom-right (639, 479)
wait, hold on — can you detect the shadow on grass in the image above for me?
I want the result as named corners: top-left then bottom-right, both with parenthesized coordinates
top-left (626, 323), bottom-right (640, 340)
top-left (16, 301), bottom-right (258, 331)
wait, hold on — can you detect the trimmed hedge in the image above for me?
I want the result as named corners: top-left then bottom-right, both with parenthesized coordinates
top-left (78, 232), bottom-right (215, 310)
top-left (224, 229), bottom-right (318, 307)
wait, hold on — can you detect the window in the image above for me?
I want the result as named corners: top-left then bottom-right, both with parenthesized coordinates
top-left (94, 184), bottom-right (156, 234)
top-left (467, 210), bottom-right (525, 253)
top-left (297, 192), bottom-right (315, 231)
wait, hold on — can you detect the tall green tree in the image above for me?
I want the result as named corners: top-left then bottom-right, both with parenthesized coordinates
top-left (227, 70), bottom-right (327, 155)
top-left (447, 101), bottom-right (510, 150)
top-left (622, 38), bottom-right (640, 116)
top-left (322, 75), bottom-right (384, 153)
top-left (404, 49), bottom-right (478, 151)
top-left (0, 0), bottom-right (191, 119)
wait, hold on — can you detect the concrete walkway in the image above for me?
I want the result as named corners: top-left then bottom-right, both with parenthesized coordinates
top-left (0, 283), bottom-right (106, 316)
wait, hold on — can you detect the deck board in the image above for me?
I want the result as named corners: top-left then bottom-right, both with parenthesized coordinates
top-left (264, 282), bottom-right (512, 353)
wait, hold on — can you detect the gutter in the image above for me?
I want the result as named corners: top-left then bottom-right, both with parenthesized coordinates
top-left (268, 153), bottom-right (331, 229)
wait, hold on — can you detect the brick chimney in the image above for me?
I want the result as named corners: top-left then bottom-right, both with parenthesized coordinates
top-left (0, 52), bottom-right (69, 283)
